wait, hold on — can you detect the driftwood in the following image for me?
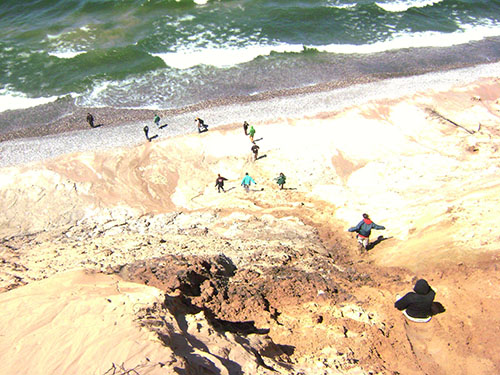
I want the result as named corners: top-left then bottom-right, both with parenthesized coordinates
top-left (103, 362), bottom-right (142, 375)
top-left (427, 108), bottom-right (475, 134)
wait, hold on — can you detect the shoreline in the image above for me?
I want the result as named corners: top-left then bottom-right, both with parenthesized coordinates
top-left (1, 61), bottom-right (500, 168)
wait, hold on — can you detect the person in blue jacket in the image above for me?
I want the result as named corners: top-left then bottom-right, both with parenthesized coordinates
top-left (241, 172), bottom-right (256, 192)
top-left (348, 213), bottom-right (385, 251)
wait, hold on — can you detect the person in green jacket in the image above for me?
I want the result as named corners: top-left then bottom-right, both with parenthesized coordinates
top-left (275, 172), bottom-right (286, 189)
top-left (248, 125), bottom-right (256, 142)
top-left (154, 114), bottom-right (160, 127)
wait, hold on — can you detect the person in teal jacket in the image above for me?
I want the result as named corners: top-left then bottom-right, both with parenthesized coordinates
top-left (348, 213), bottom-right (385, 251)
top-left (154, 114), bottom-right (160, 127)
top-left (241, 172), bottom-right (256, 192)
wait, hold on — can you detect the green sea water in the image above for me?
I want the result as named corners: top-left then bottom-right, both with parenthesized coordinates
top-left (1, 0), bottom-right (500, 118)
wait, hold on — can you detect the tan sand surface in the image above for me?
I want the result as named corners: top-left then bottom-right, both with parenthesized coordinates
top-left (1, 74), bottom-right (500, 374)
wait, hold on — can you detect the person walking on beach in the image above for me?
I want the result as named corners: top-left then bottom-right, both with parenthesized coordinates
top-left (248, 125), bottom-right (256, 142)
top-left (154, 114), bottom-right (161, 127)
top-left (241, 172), bottom-right (256, 192)
top-left (251, 142), bottom-right (260, 161)
top-left (215, 174), bottom-right (228, 193)
top-left (195, 117), bottom-right (208, 133)
top-left (87, 113), bottom-right (95, 128)
top-left (143, 126), bottom-right (151, 141)
top-left (395, 279), bottom-right (436, 322)
top-left (243, 121), bottom-right (249, 135)
top-left (275, 172), bottom-right (286, 190)
top-left (348, 213), bottom-right (385, 252)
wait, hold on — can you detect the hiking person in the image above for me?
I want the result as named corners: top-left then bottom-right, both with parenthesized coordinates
top-left (248, 125), bottom-right (256, 142)
top-left (215, 174), bottom-right (228, 193)
top-left (251, 142), bottom-right (260, 161)
top-left (87, 113), bottom-right (95, 128)
top-left (395, 279), bottom-right (436, 322)
top-left (143, 126), bottom-right (151, 142)
top-left (243, 121), bottom-right (249, 135)
top-left (275, 172), bottom-right (286, 189)
top-left (241, 172), bottom-right (256, 192)
top-left (348, 213), bottom-right (385, 251)
top-left (154, 114), bottom-right (160, 127)
top-left (195, 117), bottom-right (208, 133)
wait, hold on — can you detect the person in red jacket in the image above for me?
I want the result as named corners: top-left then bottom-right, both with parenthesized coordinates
top-left (348, 213), bottom-right (385, 251)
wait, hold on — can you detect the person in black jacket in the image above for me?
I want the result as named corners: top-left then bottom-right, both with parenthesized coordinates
top-left (348, 213), bottom-right (385, 251)
top-left (251, 142), bottom-right (260, 161)
top-left (87, 113), bottom-right (95, 128)
top-left (395, 279), bottom-right (436, 322)
top-left (215, 174), bottom-right (227, 193)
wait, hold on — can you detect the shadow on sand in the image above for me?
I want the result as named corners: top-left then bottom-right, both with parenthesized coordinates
top-left (366, 235), bottom-right (393, 250)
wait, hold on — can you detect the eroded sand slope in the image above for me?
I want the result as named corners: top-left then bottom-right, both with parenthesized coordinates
top-left (1, 78), bottom-right (500, 374)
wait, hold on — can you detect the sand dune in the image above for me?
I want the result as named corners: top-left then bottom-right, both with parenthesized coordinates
top-left (1, 74), bottom-right (500, 374)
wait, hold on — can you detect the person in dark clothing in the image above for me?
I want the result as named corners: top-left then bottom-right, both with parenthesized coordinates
top-left (243, 121), bottom-right (249, 135)
top-left (143, 126), bottom-right (151, 141)
top-left (87, 113), bottom-right (95, 128)
top-left (275, 172), bottom-right (286, 189)
top-left (215, 174), bottom-right (228, 193)
top-left (395, 279), bottom-right (436, 322)
top-left (196, 117), bottom-right (208, 133)
top-left (348, 213), bottom-right (385, 251)
top-left (251, 142), bottom-right (260, 161)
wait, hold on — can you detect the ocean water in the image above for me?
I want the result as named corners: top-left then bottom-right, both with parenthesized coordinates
top-left (1, 0), bottom-right (500, 126)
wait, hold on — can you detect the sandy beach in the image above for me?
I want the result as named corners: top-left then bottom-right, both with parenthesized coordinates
top-left (1, 63), bottom-right (500, 374)
top-left (2, 62), bottom-right (500, 167)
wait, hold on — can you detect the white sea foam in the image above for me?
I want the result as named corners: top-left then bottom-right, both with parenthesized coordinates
top-left (0, 89), bottom-right (60, 112)
top-left (375, 0), bottom-right (443, 12)
top-left (153, 20), bottom-right (500, 69)
top-left (48, 50), bottom-right (86, 59)
top-left (319, 21), bottom-right (500, 54)
top-left (153, 43), bottom-right (304, 69)
top-left (326, 1), bottom-right (357, 9)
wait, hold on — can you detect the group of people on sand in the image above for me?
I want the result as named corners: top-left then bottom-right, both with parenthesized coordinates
top-left (214, 120), bottom-right (286, 194)
top-left (87, 112), bottom-right (438, 324)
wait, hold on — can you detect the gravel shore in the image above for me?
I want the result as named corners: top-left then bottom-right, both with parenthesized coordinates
top-left (1, 62), bottom-right (500, 168)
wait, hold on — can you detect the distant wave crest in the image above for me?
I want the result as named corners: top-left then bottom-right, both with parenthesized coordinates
top-left (153, 21), bottom-right (500, 69)
top-left (0, 89), bottom-right (60, 112)
top-left (152, 43), bottom-right (305, 69)
top-left (375, 0), bottom-right (444, 12)
top-left (48, 50), bottom-right (86, 59)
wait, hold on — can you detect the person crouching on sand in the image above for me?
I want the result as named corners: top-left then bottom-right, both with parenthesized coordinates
top-left (241, 172), bottom-right (256, 192)
top-left (348, 213), bottom-right (385, 252)
top-left (215, 174), bottom-right (228, 193)
top-left (395, 279), bottom-right (436, 323)
top-left (196, 117), bottom-right (208, 133)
